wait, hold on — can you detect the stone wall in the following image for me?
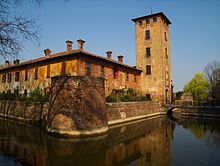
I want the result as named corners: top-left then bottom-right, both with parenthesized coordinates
top-left (106, 101), bottom-right (163, 123)
top-left (46, 76), bottom-right (108, 137)
top-left (0, 100), bottom-right (48, 123)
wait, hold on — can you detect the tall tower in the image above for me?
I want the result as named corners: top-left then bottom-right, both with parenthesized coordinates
top-left (132, 12), bottom-right (172, 104)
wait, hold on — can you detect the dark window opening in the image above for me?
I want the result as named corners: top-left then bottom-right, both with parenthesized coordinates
top-left (146, 94), bottom-right (151, 101)
top-left (47, 65), bottom-right (51, 78)
top-left (101, 66), bottom-right (105, 78)
top-left (2, 74), bottom-right (6, 83)
top-left (24, 89), bottom-right (27, 97)
top-left (7, 73), bottom-right (11, 83)
top-left (126, 72), bottom-right (129, 81)
top-left (134, 74), bottom-right (137, 82)
top-left (153, 17), bottom-right (157, 22)
top-left (146, 65), bottom-right (151, 75)
top-left (146, 19), bottom-right (150, 24)
top-left (15, 72), bottom-right (19, 82)
top-left (165, 32), bottom-right (167, 41)
top-left (165, 48), bottom-right (168, 59)
top-left (113, 68), bottom-right (118, 79)
top-left (7, 90), bottom-right (11, 93)
top-left (86, 62), bottom-right (91, 75)
top-left (145, 30), bottom-right (150, 40)
top-left (139, 20), bottom-right (142, 26)
top-left (34, 67), bottom-right (38, 79)
top-left (14, 86), bottom-right (19, 95)
top-left (146, 47), bottom-right (151, 57)
top-left (61, 62), bottom-right (66, 76)
top-left (25, 70), bottom-right (28, 81)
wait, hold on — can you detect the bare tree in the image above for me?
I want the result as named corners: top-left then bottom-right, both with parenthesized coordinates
top-left (0, 0), bottom-right (42, 60)
top-left (204, 61), bottom-right (220, 100)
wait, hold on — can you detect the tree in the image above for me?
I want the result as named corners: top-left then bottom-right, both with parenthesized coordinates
top-left (0, 0), bottom-right (42, 59)
top-left (184, 73), bottom-right (208, 102)
top-left (204, 61), bottom-right (220, 101)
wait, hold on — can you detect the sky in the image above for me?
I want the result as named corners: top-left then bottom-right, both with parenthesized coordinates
top-left (8, 0), bottom-right (220, 92)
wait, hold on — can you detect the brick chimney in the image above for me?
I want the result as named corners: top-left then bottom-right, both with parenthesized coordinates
top-left (106, 51), bottom-right (112, 59)
top-left (13, 59), bottom-right (20, 65)
top-left (5, 60), bottom-right (10, 66)
top-left (66, 40), bottom-right (73, 51)
top-left (77, 39), bottom-right (85, 50)
top-left (117, 55), bottom-right (123, 63)
top-left (44, 48), bottom-right (52, 56)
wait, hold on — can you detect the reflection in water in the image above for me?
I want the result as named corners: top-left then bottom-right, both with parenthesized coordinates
top-left (0, 117), bottom-right (173, 166)
top-left (1, 116), bottom-right (220, 166)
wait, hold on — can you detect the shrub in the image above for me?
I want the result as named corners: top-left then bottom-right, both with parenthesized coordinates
top-left (0, 93), bottom-right (16, 100)
top-left (106, 95), bottom-right (118, 102)
top-left (121, 95), bottom-right (133, 102)
top-left (27, 87), bottom-right (48, 102)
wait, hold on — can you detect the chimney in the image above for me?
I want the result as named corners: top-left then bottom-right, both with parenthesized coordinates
top-left (13, 59), bottom-right (20, 65)
top-left (44, 48), bottom-right (52, 56)
top-left (117, 55), bottom-right (123, 63)
top-left (66, 40), bottom-right (73, 51)
top-left (106, 51), bottom-right (112, 59)
top-left (5, 60), bottom-right (10, 66)
top-left (77, 39), bottom-right (85, 50)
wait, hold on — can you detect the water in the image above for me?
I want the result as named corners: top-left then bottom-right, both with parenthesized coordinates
top-left (0, 116), bottom-right (220, 166)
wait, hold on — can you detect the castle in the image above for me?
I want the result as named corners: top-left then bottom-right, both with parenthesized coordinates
top-left (0, 12), bottom-right (171, 104)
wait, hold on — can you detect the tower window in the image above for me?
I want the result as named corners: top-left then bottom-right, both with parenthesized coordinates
top-left (164, 32), bottom-right (167, 41)
top-left (101, 66), bottom-right (105, 78)
top-left (153, 17), bottom-right (157, 22)
top-left (145, 30), bottom-right (150, 40)
top-left (146, 47), bottom-right (151, 57)
top-left (165, 48), bottom-right (168, 59)
top-left (139, 20), bottom-right (143, 26)
top-left (134, 74), bottom-right (137, 82)
top-left (15, 71), bottom-right (19, 82)
top-left (146, 94), bottom-right (151, 101)
top-left (86, 62), bottom-right (91, 75)
top-left (146, 65), bottom-right (151, 75)
top-left (146, 19), bottom-right (150, 24)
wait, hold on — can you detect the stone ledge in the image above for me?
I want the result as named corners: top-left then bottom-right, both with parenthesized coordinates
top-left (108, 112), bottom-right (166, 126)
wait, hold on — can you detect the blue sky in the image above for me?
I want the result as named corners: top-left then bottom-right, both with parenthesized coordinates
top-left (12, 0), bottom-right (220, 92)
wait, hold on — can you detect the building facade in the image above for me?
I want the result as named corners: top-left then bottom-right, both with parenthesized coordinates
top-left (0, 12), bottom-right (171, 104)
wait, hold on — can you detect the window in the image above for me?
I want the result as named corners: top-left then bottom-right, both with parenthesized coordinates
top-left (7, 73), bottom-right (11, 83)
top-left (165, 48), bottom-right (168, 59)
top-left (146, 65), bottom-right (151, 75)
top-left (47, 65), bottom-right (51, 78)
top-left (153, 17), bottom-right (157, 22)
top-left (126, 72), bottom-right (129, 81)
top-left (86, 62), bottom-right (91, 75)
top-left (25, 70), bottom-right (28, 81)
top-left (146, 19), bottom-right (150, 24)
top-left (14, 86), bottom-right (19, 95)
top-left (35, 67), bottom-right (38, 79)
top-left (164, 32), bottom-right (167, 41)
top-left (134, 74), bottom-right (137, 82)
top-left (139, 20), bottom-right (142, 26)
top-left (146, 47), bottom-right (151, 57)
top-left (2, 74), bottom-right (6, 83)
top-left (15, 71), bottom-right (19, 82)
top-left (145, 30), bottom-right (150, 40)
top-left (24, 89), bottom-right (27, 97)
top-left (61, 62), bottom-right (66, 76)
top-left (113, 68), bottom-right (118, 79)
top-left (146, 94), bottom-right (151, 101)
top-left (101, 66), bottom-right (105, 78)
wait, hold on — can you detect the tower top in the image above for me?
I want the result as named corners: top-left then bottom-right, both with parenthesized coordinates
top-left (131, 12), bottom-right (171, 25)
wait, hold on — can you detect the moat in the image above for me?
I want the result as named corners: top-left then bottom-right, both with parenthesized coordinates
top-left (1, 116), bottom-right (220, 166)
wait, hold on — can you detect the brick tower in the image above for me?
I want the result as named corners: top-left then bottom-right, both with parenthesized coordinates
top-left (132, 12), bottom-right (172, 104)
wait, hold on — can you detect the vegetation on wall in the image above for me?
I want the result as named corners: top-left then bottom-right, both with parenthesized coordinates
top-left (106, 88), bottom-right (148, 103)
